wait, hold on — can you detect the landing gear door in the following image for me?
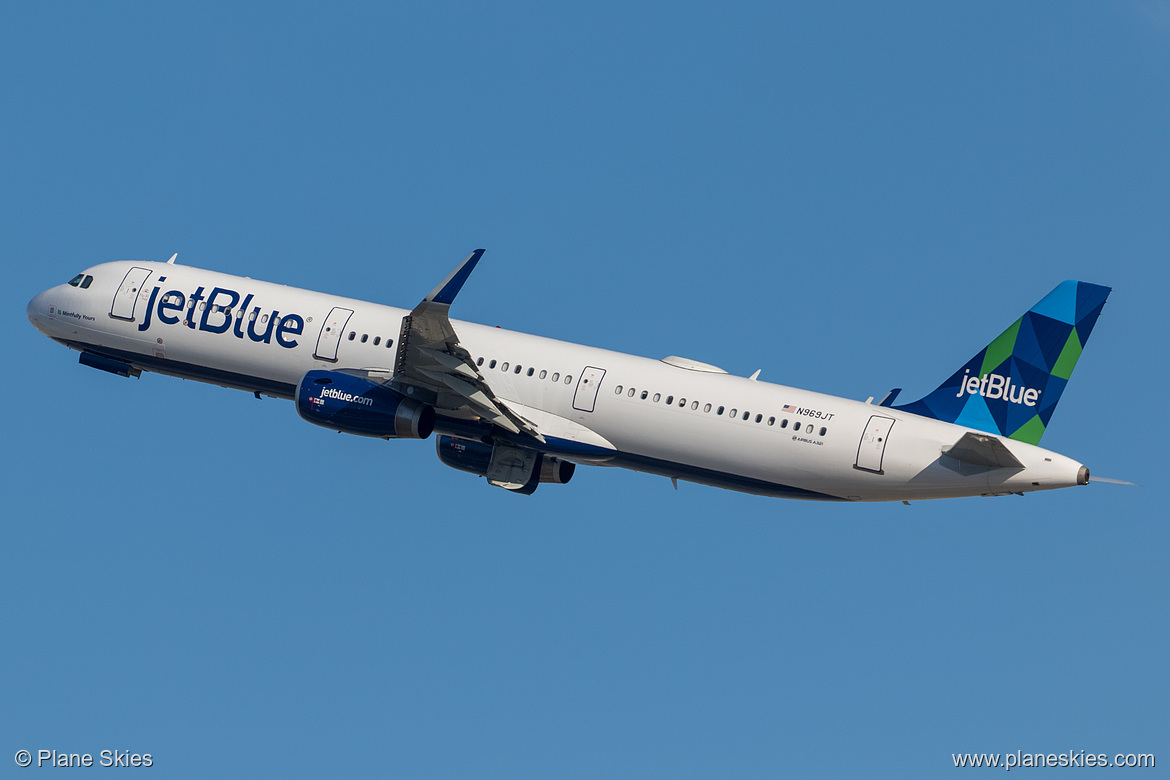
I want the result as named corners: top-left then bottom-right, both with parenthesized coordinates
top-left (109, 267), bottom-right (154, 322)
top-left (855, 415), bottom-right (896, 474)
top-left (572, 367), bottom-right (606, 413)
top-left (314, 307), bottom-right (354, 362)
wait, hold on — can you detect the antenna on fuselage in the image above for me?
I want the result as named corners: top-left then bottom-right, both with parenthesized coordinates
top-left (166, 253), bottom-right (177, 264)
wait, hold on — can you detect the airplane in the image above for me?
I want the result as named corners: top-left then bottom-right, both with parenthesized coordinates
top-left (27, 250), bottom-right (1111, 501)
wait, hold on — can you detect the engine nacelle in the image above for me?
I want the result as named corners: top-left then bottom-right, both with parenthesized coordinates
top-left (539, 455), bottom-right (576, 485)
top-left (435, 435), bottom-right (575, 492)
top-left (295, 370), bottom-right (434, 439)
top-left (436, 435), bottom-right (494, 476)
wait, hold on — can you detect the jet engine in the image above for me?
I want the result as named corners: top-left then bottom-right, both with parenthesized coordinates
top-left (295, 370), bottom-right (434, 439)
top-left (435, 435), bottom-right (575, 494)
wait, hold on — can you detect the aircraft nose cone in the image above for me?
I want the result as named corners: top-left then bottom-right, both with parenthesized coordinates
top-left (27, 290), bottom-right (51, 333)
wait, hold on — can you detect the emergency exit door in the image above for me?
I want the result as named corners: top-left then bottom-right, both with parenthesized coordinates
top-left (572, 367), bottom-right (606, 412)
top-left (854, 415), bottom-right (896, 474)
top-left (314, 307), bottom-right (354, 362)
top-left (109, 267), bottom-right (153, 322)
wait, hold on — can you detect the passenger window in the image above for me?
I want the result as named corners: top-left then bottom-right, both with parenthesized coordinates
top-left (678, 398), bottom-right (686, 407)
top-left (551, 372), bottom-right (559, 382)
top-left (80, 276), bottom-right (93, 289)
top-left (615, 385), bottom-right (624, 394)
top-left (477, 357), bottom-right (484, 366)
top-left (666, 396), bottom-right (673, 405)
top-left (628, 388), bottom-right (636, 397)
top-left (781, 419), bottom-right (788, 428)
top-left (755, 414), bottom-right (762, 423)
top-left (793, 422), bottom-right (801, 432)
top-left (768, 417), bottom-right (775, 426)
top-left (347, 331), bottom-right (355, 340)
top-left (704, 403), bottom-right (711, 413)
top-left (539, 370), bottom-right (547, 379)
top-left (641, 391), bottom-right (648, 400)
top-left (514, 365), bottom-right (522, 374)
top-left (565, 375), bottom-right (572, 384)
top-left (743, 411), bottom-right (750, 421)
top-left (386, 339), bottom-right (393, 349)
top-left (730, 408), bottom-right (737, 417)
top-left (374, 336), bottom-right (381, 346)
top-left (653, 393), bottom-right (661, 402)
top-left (819, 427), bottom-right (827, 436)
top-left (200, 302), bottom-right (206, 311)
top-left (501, 362), bottom-right (509, 371)
top-left (691, 401), bottom-right (698, 410)
top-left (490, 360), bottom-right (497, 369)
top-left (67, 274), bottom-right (84, 287)
top-left (717, 406), bottom-right (724, 415)
top-left (361, 334), bottom-right (368, 343)
top-left (250, 311), bottom-right (258, 321)
top-left (261, 314), bottom-right (269, 324)
top-left (527, 368), bottom-right (534, 377)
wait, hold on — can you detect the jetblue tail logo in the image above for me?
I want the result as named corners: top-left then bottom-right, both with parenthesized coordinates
top-left (894, 280), bottom-right (1110, 445)
top-left (953, 369), bottom-right (1040, 407)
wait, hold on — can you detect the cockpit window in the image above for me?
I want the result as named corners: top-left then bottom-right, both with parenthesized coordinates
top-left (67, 274), bottom-right (84, 287)
top-left (80, 275), bottom-right (93, 289)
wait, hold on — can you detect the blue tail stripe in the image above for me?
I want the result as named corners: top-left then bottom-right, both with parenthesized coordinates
top-left (1013, 314), bottom-right (1051, 372)
top-left (954, 394), bottom-right (997, 433)
top-left (1029, 279), bottom-right (1078, 323)
top-left (1075, 283), bottom-right (1110, 329)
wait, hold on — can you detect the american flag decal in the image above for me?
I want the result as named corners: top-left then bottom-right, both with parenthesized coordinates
top-left (782, 404), bottom-right (796, 413)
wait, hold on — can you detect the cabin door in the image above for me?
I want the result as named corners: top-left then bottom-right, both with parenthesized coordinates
top-left (314, 307), bottom-right (354, 362)
top-left (109, 267), bottom-right (154, 322)
top-left (855, 415), bottom-right (896, 474)
top-left (572, 367), bottom-right (606, 412)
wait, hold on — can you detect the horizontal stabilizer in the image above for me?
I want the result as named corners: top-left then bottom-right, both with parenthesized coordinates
top-left (943, 432), bottom-right (1024, 469)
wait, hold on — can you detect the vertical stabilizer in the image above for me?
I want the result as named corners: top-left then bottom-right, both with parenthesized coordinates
top-left (892, 280), bottom-right (1110, 444)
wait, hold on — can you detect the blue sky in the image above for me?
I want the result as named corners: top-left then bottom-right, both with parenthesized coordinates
top-left (2, 2), bottom-right (1166, 777)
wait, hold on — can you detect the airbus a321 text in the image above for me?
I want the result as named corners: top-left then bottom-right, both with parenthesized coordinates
top-left (28, 250), bottom-right (1112, 501)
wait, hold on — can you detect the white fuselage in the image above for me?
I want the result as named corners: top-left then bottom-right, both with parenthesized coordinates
top-left (27, 261), bottom-right (1088, 501)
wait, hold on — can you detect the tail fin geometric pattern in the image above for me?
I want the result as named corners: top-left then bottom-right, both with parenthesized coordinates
top-left (892, 280), bottom-right (1110, 444)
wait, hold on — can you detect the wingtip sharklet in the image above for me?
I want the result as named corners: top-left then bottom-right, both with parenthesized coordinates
top-left (426, 248), bottom-right (485, 306)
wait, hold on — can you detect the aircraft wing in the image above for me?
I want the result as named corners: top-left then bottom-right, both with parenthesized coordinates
top-left (387, 250), bottom-right (544, 440)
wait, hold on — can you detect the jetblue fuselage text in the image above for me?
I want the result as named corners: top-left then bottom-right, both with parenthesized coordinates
top-left (136, 276), bottom-right (305, 348)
